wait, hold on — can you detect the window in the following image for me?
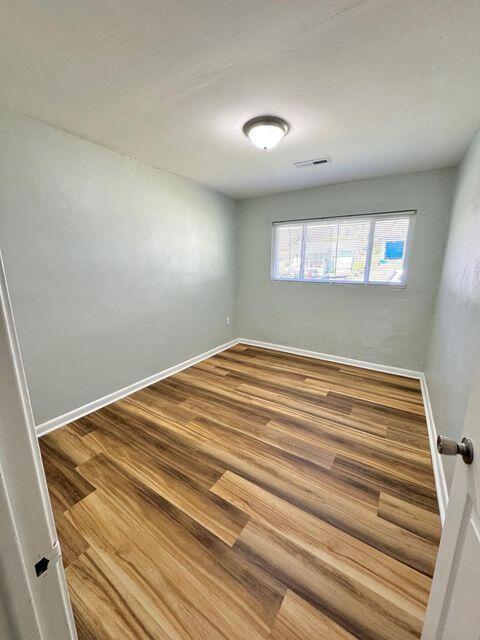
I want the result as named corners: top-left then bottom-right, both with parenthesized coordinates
top-left (272, 211), bottom-right (414, 286)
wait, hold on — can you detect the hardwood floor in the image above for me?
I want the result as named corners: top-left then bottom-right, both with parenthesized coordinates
top-left (39, 344), bottom-right (441, 640)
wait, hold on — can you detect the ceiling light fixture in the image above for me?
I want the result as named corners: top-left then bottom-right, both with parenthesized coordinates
top-left (243, 116), bottom-right (289, 151)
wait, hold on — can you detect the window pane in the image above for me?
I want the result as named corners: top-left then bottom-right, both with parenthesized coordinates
top-left (303, 219), bottom-right (370, 282)
top-left (303, 222), bottom-right (337, 280)
top-left (275, 225), bottom-right (303, 279)
top-left (335, 219), bottom-right (371, 282)
top-left (368, 218), bottom-right (410, 284)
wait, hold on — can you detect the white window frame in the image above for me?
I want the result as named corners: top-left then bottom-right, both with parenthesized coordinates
top-left (271, 210), bottom-right (416, 287)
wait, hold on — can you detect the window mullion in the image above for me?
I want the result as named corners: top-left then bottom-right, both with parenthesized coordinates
top-left (333, 220), bottom-right (340, 278)
top-left (364, 219), bottom-right (375, 284)
top-left (299, 224), bottom-right (307, 280)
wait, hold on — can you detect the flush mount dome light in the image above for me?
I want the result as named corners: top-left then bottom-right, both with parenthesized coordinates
top-left (243, 116), bottom-right (289, 150)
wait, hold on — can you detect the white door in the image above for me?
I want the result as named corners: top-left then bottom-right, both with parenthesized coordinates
top-left (422, 359), bottom-right (480, 639)
top-left (0, 253), bottom-right (76, 639)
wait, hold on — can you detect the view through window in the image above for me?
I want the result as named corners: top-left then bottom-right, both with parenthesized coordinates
top-left (272, 212), bottom-right (414, 285)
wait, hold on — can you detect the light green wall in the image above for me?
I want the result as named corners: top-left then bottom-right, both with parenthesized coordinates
top-left (0, 109), bottom-right (236, 424)
top-left (237, 169), bottom-right (456, 370)
top-left (425, 129), bottom-right (480, 489)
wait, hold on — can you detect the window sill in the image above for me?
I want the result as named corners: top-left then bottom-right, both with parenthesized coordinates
top-left (271, 278), bottom-right (407, 289)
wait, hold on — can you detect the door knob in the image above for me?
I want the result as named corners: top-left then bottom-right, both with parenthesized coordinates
top-left (437, 435), bottom-right (474, 465)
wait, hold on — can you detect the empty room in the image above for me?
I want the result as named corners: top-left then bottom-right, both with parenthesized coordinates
top-left (1, 1), bottom-right (480, 639)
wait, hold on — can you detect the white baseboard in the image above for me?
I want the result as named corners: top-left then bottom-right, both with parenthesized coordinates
top-left (238, 338), bottom-right (423, 379)
top-left (36, 334), bottom-right (448, 523)
top-left (419, 373), bottom-right (448, 524)
top-left (35, 338), bottom-right (239, 437)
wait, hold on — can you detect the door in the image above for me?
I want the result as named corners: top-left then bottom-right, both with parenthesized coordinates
top-left (422, 359), bottom-right (480, 638)
top-left (0, 253), bottom-right (76, 639)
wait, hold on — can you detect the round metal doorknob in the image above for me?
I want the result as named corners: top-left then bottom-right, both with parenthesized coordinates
top-left (437, 435), bottom-right (474, 465)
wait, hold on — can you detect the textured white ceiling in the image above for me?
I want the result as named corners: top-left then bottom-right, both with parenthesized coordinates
top-left (1, 0), bottom-right (480, 198)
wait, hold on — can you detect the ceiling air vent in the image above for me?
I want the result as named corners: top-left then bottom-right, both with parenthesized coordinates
top-left (293, 157), bottom-right (331, 169)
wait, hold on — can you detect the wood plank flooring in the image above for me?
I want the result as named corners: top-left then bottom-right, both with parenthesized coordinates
top-left (39, 344), bottom-right (441, 640)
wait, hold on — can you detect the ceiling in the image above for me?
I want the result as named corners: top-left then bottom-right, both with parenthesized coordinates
top-left (2, 1), bottom-right (480, 199)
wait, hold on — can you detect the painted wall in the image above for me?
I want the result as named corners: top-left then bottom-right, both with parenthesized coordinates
top-left (425, 129), bottom-right (480, 489)
top-left (0, 109), bottom-right (236, 425)
top-left (237, 169), bottom-right (456, 370)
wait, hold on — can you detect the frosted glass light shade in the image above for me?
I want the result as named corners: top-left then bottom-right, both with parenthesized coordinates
top-left (243, 116), bottom-right (289, 151)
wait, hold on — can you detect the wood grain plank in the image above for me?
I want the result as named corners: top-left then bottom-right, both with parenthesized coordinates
top-left (41, 445), bottom-right (95, 514)
top-left (112, 404), bottom-right (435, 574)
top-left (304, 377), bottom-right (424, 415)
top-left (377, 493), bottom-right (441, 544)
top-left (80, 403), bottom-right (225, 490)
top-left (40, 425), bottom-right (98, 468)
top-left (137, 408), bottom-right (377, 508)
top-left (268, 419), bottom-right (435, 496)
top-left (67, 549), bottom-right (166, 640)
top-left (212, 351), bottom-right (423, 410)
top-left (82, 430), bottom-right (248, 546)
top-left (66, 487), bottom-right (273, 639)
top-left (331, 454), bottom-right (438, 514)
top-left (128, 389), bottom-right (335, 471)
top-left (212, 472), bottom-right (431, 615)
top-left (234, 345), bottom-right (421, 392)
top-left (238, 520), bottom-right (423, 640)
top-left (270, 590), bottom-right (357, 640)
top-left (76, 452), bottom-right (285, 629)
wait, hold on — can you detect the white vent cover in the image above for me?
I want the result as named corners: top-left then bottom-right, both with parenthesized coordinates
top-left (293, 157), bottom-right (331, 168)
